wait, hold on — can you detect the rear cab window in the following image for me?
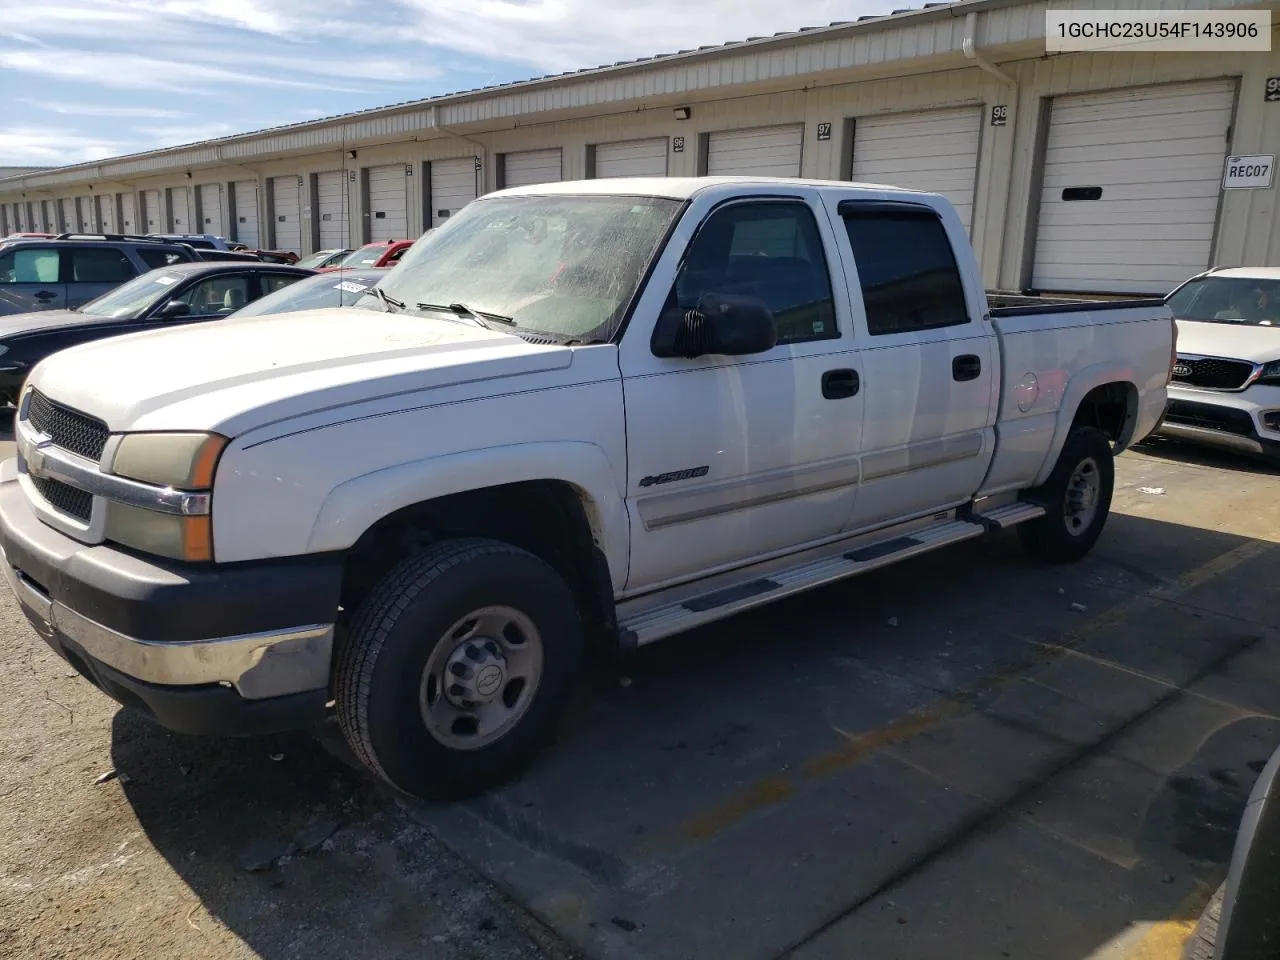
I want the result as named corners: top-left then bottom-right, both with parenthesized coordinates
top-left (837, 201), bottom-right (971, 336)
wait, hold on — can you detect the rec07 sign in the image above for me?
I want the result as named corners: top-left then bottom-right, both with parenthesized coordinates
top-left (1222, 155), bottom-right (1275, 190)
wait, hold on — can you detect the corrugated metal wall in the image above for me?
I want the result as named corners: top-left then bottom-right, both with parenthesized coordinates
top-left (7, 43), bottom-right (1280, 285)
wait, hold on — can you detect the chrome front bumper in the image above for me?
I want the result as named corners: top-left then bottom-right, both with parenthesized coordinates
top-left (1, 544), bottom-right (334, 700)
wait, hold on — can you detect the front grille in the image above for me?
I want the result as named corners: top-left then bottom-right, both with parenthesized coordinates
top-left (29, 474), bottom-right (93, 522)
top-left (1171, 356), bottom-right (1256, 391)
top-left (1164, 400), bottom-right (1256, 437)
top-left (27, 389), bottom-right (109, 462)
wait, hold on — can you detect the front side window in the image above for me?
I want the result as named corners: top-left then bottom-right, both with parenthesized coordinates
top-left (841, 207), bottom-right (970, 336)
top-left (177, 275), bottom-right (251, 315)
top-left (666, 201), bottom-right (837, 345)
top-left (0, 247), bottom-right (60, 284)
top-left (369, 194), bottom-right (682, 341)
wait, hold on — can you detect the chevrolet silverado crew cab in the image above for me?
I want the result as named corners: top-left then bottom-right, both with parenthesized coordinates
top-left (0, 177), bottom-right (1176, 801)
top-left (1156, 266), bottom-right (1280, 463)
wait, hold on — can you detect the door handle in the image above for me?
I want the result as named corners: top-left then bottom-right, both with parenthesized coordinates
top-left (821, 368), bottom-right (860, 399)
top-left (33, 291), bottom-right (58, 302)
top-left (952, 354), bottom-right (982, 382)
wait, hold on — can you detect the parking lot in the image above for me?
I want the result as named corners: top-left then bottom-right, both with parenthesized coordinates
top-left (1, 428), bottom-right (1278, 960)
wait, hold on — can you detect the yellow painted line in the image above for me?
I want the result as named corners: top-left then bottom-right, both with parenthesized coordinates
top-left (1087, 886), bottom-right (1213, 960)
top-left (654, 538), bottom-right (1275, 851)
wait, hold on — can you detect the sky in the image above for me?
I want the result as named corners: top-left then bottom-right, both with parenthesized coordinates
top-left (0, 0), bottom-right (903, 168)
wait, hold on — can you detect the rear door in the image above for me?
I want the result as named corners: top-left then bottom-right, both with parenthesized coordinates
top-left (823, 196), bottom-right (999, 530)
top-left (65, 245), bottom-right (139, 308)
top-left (0, 245), bottom-right (66, 315)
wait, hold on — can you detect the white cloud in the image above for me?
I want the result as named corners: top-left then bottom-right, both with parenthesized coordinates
top-left (396, 0), bottom-right (862, 72)
top-left (0, 49), bottom-right (374, 94)
top-left (16, 100), bottom-right (190, 120)
top-left (0, 128), bottom-right (131, 166)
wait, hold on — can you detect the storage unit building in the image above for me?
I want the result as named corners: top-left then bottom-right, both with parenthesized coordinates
top-left (501, 149), bottom-right (563, 188)
top-left (365, 164), bottom-right (409, 242)
top-left (593, 138), bottom-right (669, 178)
top-left (706, 125), bottom-right (804, 177)
top-left (314, 171), bottom-right (350, 248)
top-left (197, 183), bottom-right (224, 236)
top-left (270, 176), bottom-right (303, 253)
top-left (1030, 80), bottom-right (1237, 295)
top-left (849, 107), bottom-right (983, 234)
top-left (428, 158), bottom-right (478, 227)
top-left (231, 180), bottom-right (259, 247)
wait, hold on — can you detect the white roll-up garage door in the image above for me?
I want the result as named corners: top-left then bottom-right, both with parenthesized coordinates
top-left (594, 138), bottom-right (668, 178)
top-left (367, 164), bottom-right (408, 242)
top-left (118, 193), bottom-right (136, 233)
top-left (141, 190), bottom-right (162, 231)
top-left (270, 176), bottom-right (303, 253)
top-left (96, 196), bottom-right (114, 233)
top-left (197, 184), bottom-right (224, 235)
top-left (850, 107), bottom-right (983, 233)
top-left (429, 158), bottom-right (477, 227)
top-left (170, 187), bottom-right (194, 232)
top-left (316, 171), bottom-right (350, 248)
top-left (232, 180), bottom-right (259, 247)
top-left (502, 149), bottom-right (562, 188)
top-left (707, 125), bottom-right (803, 177)
top-left (1032, 80), bottom-right (1235, 295)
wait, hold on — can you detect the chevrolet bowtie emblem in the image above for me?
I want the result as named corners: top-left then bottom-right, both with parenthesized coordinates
top-left (26, 439), bottom-right (51, 478)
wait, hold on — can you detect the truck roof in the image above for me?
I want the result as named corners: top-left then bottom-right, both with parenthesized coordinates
top-left (494, 175), bottom-right (931, 201)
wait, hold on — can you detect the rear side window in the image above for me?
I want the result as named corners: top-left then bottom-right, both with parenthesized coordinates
top-left (0, 247), bottom-right (59, 284)
top-left (841, 206), bottom-right (970, 336)
top-left (138, 248), bottom-right (188, 269)
top-left (70, 247), bottom-right (137, 283)
top-left (260, 274), bottom-right (303, 295)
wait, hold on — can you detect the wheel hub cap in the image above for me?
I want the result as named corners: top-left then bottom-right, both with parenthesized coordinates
top-left (444, 638), bottom-right (508, 708)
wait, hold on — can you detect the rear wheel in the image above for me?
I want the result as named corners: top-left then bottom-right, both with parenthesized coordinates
top-left (1018, 426), bottom-right (1115, 564)
top-left (334, 538), bottom-right (583, 801)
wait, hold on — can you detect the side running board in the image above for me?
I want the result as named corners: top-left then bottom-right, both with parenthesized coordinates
top-left (616, 500), bottom-right (1045, 648)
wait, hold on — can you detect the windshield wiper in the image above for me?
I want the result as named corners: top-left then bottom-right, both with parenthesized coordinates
top-left (416, 302), bottom-right (516, 328)
top-left (370, 287), bottom-right (405, 313)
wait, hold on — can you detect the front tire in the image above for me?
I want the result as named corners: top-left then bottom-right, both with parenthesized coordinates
top-left (1018, 426), bottom-right (1115, 564)
top-left (334, 538), bottom-right (583, 801)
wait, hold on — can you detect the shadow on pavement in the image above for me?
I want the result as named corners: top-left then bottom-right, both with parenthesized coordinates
top-left (109, 512), bottom-right (1280, 960)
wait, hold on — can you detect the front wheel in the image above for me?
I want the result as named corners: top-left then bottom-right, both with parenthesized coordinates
top-left (334, 538), bottom-right (583, 801)
top-left (1017, 426), bottom-right (1115, 564)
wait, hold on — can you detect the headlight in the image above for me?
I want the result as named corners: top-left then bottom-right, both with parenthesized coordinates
top-left (104, 432), bottom-right (227, 562)
top-left (110, 432), bottom-right (227, 488)
top-left (1257, 360), bottom-right (1280, 386)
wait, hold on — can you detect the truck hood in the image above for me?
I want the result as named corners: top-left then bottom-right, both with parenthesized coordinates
top-left (0, 309), bottom-right (100, 338)
top-left (1175, 319), bottom-right (1280, 364)
top-left (27, 307), bottom-right (572, 434)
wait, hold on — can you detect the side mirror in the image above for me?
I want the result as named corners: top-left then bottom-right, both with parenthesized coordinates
top-left (157, 299), bottom-right (190, 318)
top-left (652, 293), bottom-right (777, 359)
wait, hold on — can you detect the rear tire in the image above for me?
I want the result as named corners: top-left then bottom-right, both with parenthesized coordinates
top-left (334, 538), bottom-right (583, 801)
top-left (1017, 426), bottom-right (1115, 564)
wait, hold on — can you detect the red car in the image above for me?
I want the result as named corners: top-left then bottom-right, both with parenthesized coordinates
top-left (318, 239), bottom-right (413, 271)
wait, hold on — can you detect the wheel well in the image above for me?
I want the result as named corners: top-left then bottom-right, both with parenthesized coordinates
top-left (338, 480), bottom-right (617, 646)
top-left (1071, 382), bottom-right (1139, 447)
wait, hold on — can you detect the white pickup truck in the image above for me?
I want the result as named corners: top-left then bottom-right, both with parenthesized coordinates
top-left (0, 177), bottom-right (1175, 800)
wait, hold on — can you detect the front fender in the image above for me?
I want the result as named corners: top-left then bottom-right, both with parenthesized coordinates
top-left (1032, 362), bottom-right (1138, 487)
top-left (305, 440), bottom-right (630, 593)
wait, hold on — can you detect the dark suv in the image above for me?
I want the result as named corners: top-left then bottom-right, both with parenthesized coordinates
top-left (0, 234), bottom-right (200, 316)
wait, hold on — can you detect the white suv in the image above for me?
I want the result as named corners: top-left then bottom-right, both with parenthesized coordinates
top-left (1159, 267), bottom-right (1280, 463)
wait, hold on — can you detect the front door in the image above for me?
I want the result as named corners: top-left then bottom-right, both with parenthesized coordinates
top-left (619, 195), bottom-right (864, 593)
top-left (825, 197), bottom-right (998, 531)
